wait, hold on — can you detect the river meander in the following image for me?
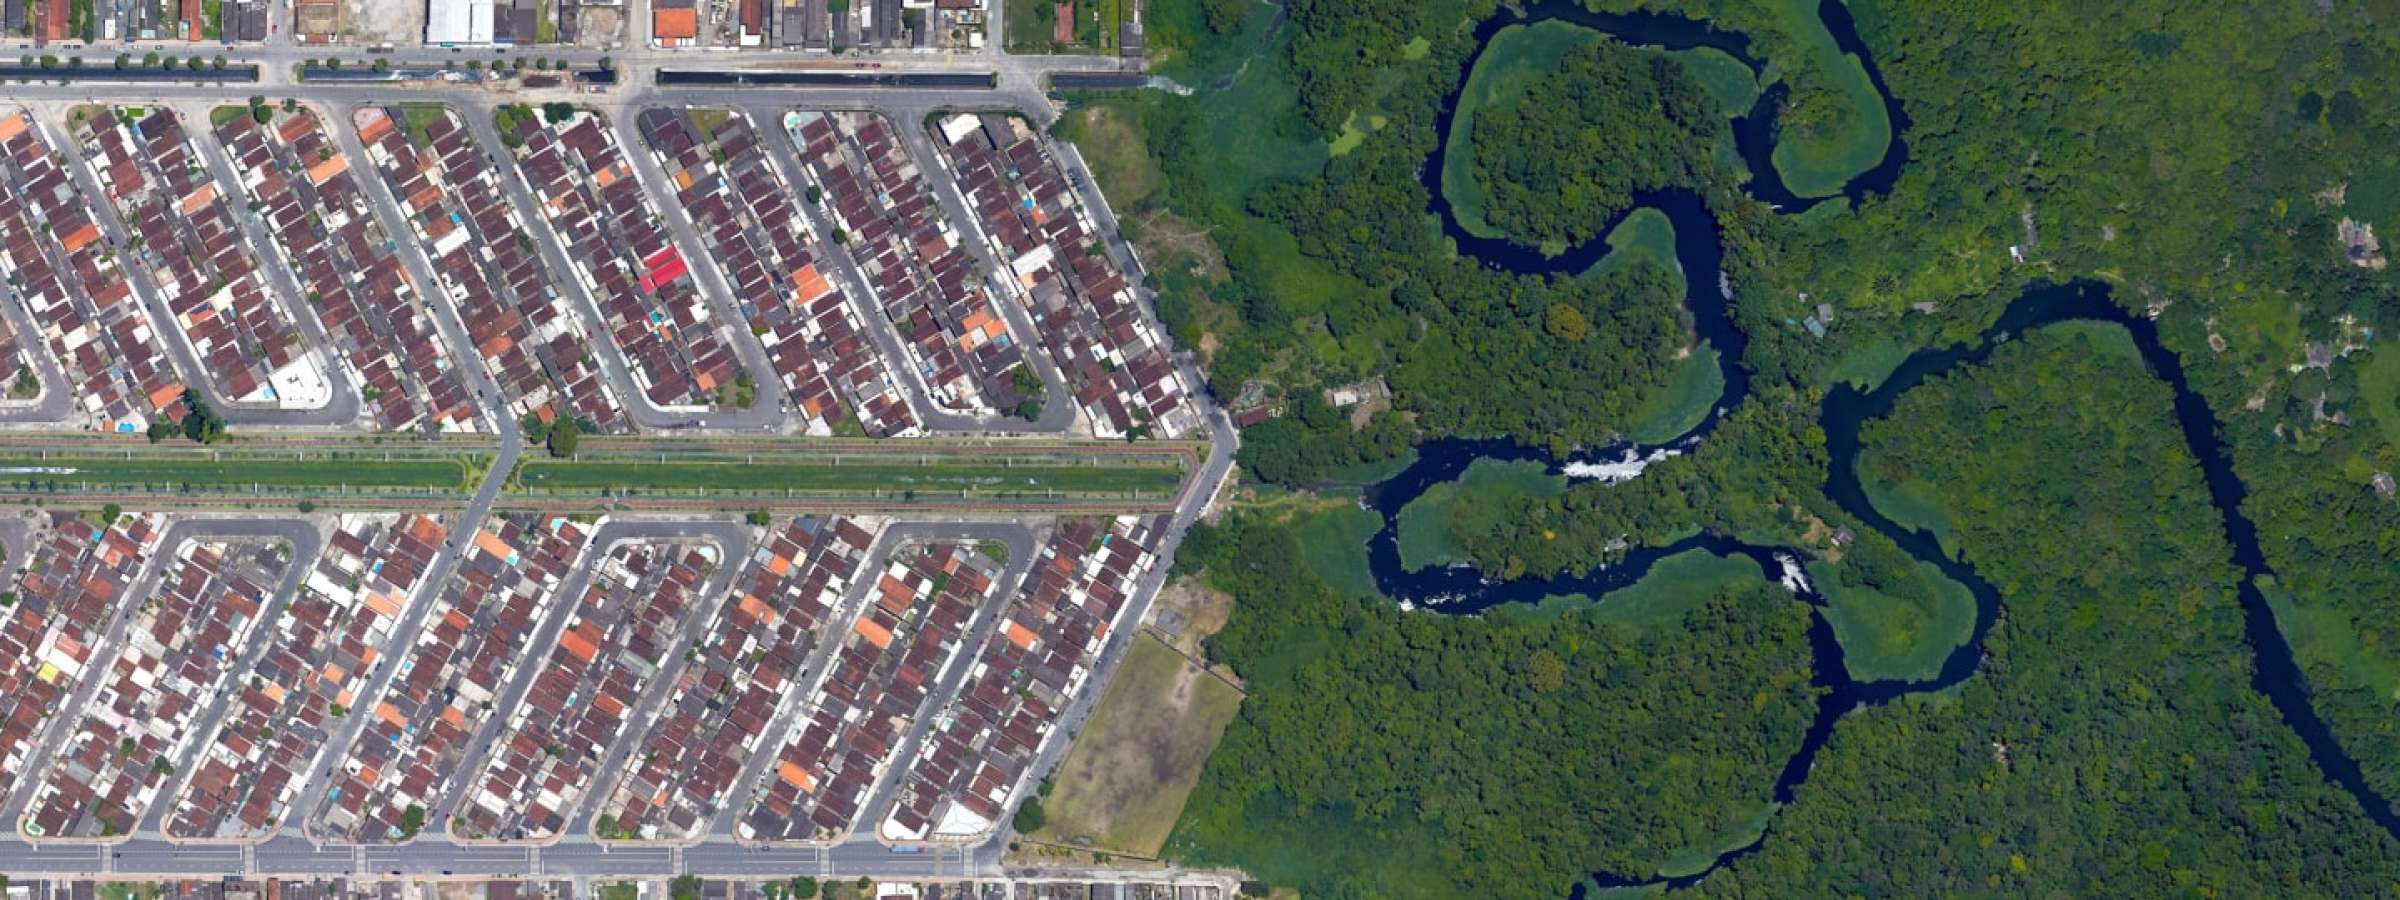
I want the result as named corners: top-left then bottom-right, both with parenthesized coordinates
top-left (1361, 0), bottom-right (2400, 889)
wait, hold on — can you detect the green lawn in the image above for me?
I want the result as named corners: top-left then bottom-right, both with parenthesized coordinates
top-left (1394, 458), bottom-right (1565, 572)
top-left (2037, 320), bottom-right (2142, 361)
top-left (0, 455), bottom-right (473, 492)
top-left (1440, 20), bottom-right (1607, 241)
top-left (1037, 634), bottom-right (1245, 858)
top-left (1764, 0), bottom-right (1893, 198)
top-left (1810, 557), bottom-right (1977, 683)
top-left (511, 457), bottom-right (1185, 500)
top-left (1314, 447), bottom-right (1420, 490)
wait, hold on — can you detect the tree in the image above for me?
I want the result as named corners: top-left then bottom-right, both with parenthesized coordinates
top-left (1544, 303), bottom-right (1590, 342)
top-left (547, 417), bottom-right (581, 458)
top-left (1011, 795), bottom-right (1047, 834)
top-left (398, 804), bottom-right (426, 838)
top-left (787, 877), bottom-right (818, 899)
top-left (747, 508), bottom-right (773, 527)
top-left (541, 101), bottom-right (576, 124)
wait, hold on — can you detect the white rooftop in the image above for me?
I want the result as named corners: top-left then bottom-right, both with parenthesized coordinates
top-left (425, 0), bottom-right (495, 45)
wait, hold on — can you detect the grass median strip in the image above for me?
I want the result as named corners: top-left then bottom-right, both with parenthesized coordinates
top-left (512, 456), bottom-right (1188, 499)
top-left (0, 455), bottom-right (477, 492)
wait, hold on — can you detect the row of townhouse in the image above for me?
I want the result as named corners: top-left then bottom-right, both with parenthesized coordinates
top-left (351, 105), bottom-right (625, 433)
top-left (0, 513), bottom-right (167, 800)
top-left (636, 108), bottom-right (919, 437)
top-left (217, 109), bottom-right (481, 434)
top-left (23, 537), bottom-right (292, 838)
top-left (881, 516), bottom-right (1163, 841)
top-left (167, 515), bottom-right (449, 839)
top-left (508, 110), bottom-right (746, 414)
top-left (596, 515), bottom-right (883, 841)
top-left (936, 114), bottom-right (1199, 440)
top-left (0, 110), bottom-right (182, 433)
top-left (453, 539), bottom-right (722, 841)
top-left (78, 107), bottom-right (331, 412)
top-left (793, 111), bottom-right (1034, 419)
top-left (739, 541), bottom-right (1000, 842)
top-left (309, 514), bottom-right (593, 842)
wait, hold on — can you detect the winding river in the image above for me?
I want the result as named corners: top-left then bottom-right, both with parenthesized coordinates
top-left (1359, 0), bottom-right (2400, 890)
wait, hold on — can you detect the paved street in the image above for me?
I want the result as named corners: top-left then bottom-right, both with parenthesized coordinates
top-left (0, 42), bottom-right (1241, 880)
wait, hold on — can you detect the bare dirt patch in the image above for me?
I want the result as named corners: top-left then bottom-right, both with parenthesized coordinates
top-left (1033, 634), bottom-right (1243, 858)
top-left (342, 0), bottom-right (422, 43)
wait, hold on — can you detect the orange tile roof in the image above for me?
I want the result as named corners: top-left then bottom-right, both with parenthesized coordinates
top-left (654, 7), bottom-right (699, 39)
top-left (853, 614), bottom-right (893, 649)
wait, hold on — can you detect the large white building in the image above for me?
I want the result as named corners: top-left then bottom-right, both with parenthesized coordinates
top-left (425, 0), bottom-right (496, 45)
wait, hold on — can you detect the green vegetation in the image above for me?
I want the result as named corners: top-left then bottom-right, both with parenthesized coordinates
top-left (1007, 0), bottom-right (1123, 53)
top-left (1037, 635), bottom-right (1243, 858)
top-left (1167, 504), bottom-right (1818, 899)
top-left (1393, 458), bottom-right (1563, 572)
top-left (1809, 538), bottom-right (1975, 683)
top-left (0, 452), bottom-right (473, 493)
top-left (511, 453), bottom-right (1186, 500)
top-left (1465, 28), bottom-right (1735, 250)
top-left (1439, 20), bottom-right (1606, 240)
top-left (1705, 323), bottom-right (2400, 894)
top-left (1758, 4), bottom-right (1888, 197)
top-left (1056, 0), bottom-right (2400, 892)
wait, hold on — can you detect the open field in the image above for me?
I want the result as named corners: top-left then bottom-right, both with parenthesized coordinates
top-left (1036, 634), bottom-right (1244, 858)
top-left (1811, 557), bottom-right (1976, 683)
top-left (1765, 0), bottom-right (1892, 198)
top-left (1395, 458), bottom-right (1565, 572)
top-left (1440, 21), bottom-right (1605, 241)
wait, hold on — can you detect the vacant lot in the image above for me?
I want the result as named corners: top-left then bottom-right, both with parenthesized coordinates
top-left (1037, 634), bottom-right (1242, 857)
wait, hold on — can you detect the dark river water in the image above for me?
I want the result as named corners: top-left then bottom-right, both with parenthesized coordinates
top-left (1366, 0), bottom-right (2400, 890)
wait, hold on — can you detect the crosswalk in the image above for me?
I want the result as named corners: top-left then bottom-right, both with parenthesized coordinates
top-left (241, 843), bottom-right (256, 875)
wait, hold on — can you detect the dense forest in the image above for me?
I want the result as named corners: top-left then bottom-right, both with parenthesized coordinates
top-left (1700, 328), bottom-right (2400, 894)
top-left (1077, 0), bottom-right (2400, 894)
top-left (1166, 504), bottom-right (1819, 898)
top-left (1468, 38), bottom-right (1734, 248)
